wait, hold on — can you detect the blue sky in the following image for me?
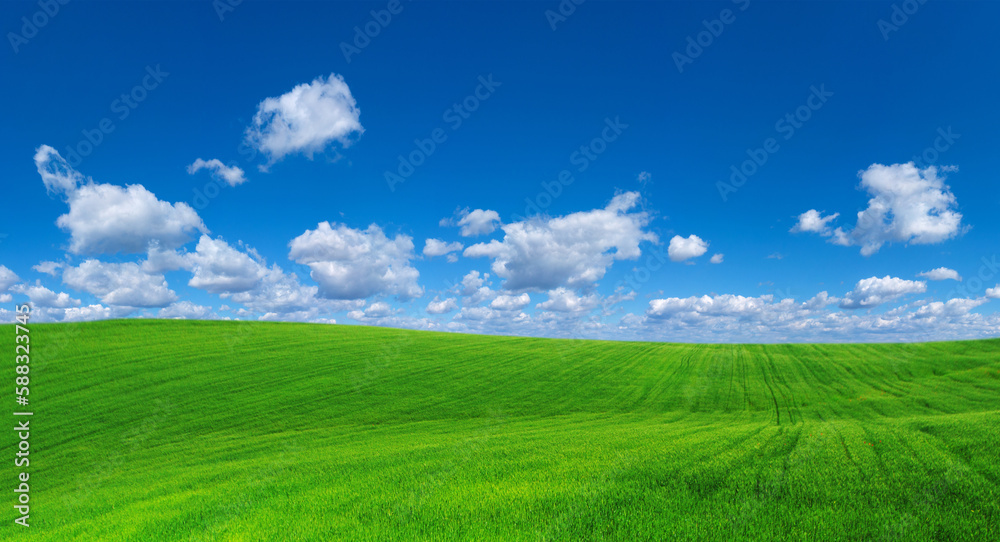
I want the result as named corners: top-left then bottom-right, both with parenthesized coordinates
top-left (2, 0), bottom-right (999, 342)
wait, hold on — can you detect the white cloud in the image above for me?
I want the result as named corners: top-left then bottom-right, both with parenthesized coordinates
top-left (63, 260), bottom-right (177, 308)
top-left (348, 301), bottom-right (395, 321)
top-left (423, 239), bottom-right (464, 258)
top-left (455, 270), bottom-right (496, 304)
top-left (35, 146), bottom-right (207, 254)
top-left (985, 285), bottom-right (1000, 299)
top-left (917, 267), bottom-right (962, 281)
top-left (179, 236), bottom-right (345, 318)
top-left (158, 301), bottom-right (214, 319)
top-left (912, 298), bottom-right (988, 319)
top-left (187, 158), bottom-right (247, 187)
top-left (463, 192), bottom-right (656, 291)
top-left (223, 265), bottom-right (332, 315)
top-left (634, 286), bottom-right (1000, 343)
top-left (187, 236), bottom-right (266, 294)
top-left (34, 144), bottom-right (86, 195)
top-left (62, 304), bottom-right (113, 322)
top-left (667, 234), bottom-right (708, 262)
top-left (459, 270), bottom-right (488, 295)
top-left (59, 183), bottom-right (207, 254)
top-left (536, 288), bottom-right (599, 313)
top-left (244, 73), bottom-right (363, 168)
top-left (648, 294), bottom-right (781, 319)
top-left (0, 294), bottom-right (10, 303)
top-left (456, 209), bottom-right (501, 237)
top-left (709, 253), bottom-right (724, 264)
top-left (797, 163), bottom-right (964, 256)
top-left (839, 276), bottom-right (927, 309)
top-left (10, 283), bottom-right (81, 308)
top-left (0, 265), bottom-right (19, 291)
top-left (803, 291), bottom-right (839, 310)
top-left (490, 293), bottom-right (531, 311)
top-left (426, 297), bottom-right (458, 314)
top-left (790, 210), bottom-right (840, 235)
top-left (143, 243), bottom-right (193, 274)
top-left (453, 306), bottom-right (531, 333)
top-left (32, 261), bottom-right (64, 276)
top-left (289, 222), bottom-right (422, 300)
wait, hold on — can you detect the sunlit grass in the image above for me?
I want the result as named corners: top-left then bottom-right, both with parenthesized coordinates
top-left (3, 320), bottom-right (998, 540)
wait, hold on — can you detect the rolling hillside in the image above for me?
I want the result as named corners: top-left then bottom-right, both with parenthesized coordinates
top-left (3, 320), bottom-right (999, 541)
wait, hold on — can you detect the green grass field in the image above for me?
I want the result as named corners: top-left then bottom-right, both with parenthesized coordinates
top-left (3, 319), bottom-right (999, 541)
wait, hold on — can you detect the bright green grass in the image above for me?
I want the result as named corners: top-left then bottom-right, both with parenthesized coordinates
top-left (2, 319), bottom-right (999, 541)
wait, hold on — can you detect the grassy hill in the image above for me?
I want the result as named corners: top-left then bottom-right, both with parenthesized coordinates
top-left (3, 319), bottom-right (999, 541)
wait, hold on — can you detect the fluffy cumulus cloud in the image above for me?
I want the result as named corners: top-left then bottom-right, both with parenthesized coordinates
top-left (348, 301), bottom-right (396, 321)
top-left (289, 222), bottom-right (422, 300)
top-left (912, 298), bottom-right (989, 319)
top-left (35, 145), bottom-right (207, 254)
top-left (803, 291), bottom-right (839, 310)
top-left (668, 235), bottom-right (709, 262)
top-left (795, 163), bottom-right (964, 256)
top-left (790, 210), bottom-right (850, 245)
top-left (167, 236), bottom-right (338, 318)
top-left (224, 265), bottom-right (332, 316)
top-left (917, 267), bottom-right (962, 281)
top-left (34, 144), bottom-right (87, 194)
top-left (0, 265), bottom-right (19, 291)
top-left (158, 301), bottom-right (214, 319)
top-left (187, 158), bottom-right (247, 186)
top-left (143, 243), bottom-right (193, 274)
top-left (637, 286), bottom-right (999, 343)
top-left (710, 254), bottom-right (724, 264)
top-left (790, 210), bottom-right (840, 235)
top-left (187, 236), bottom-right (266, 294)
top-left (648, 294), bottom-right (786, 320)
top-left (839, 276), bottom-right (927, 309)
top-left (244, 73), bottom-right (363, 168)
top-left (33, 261), bottom-right (64, 276)
top-left (10, 283), bottom-right (81, 308)
top-left (459, 270), bottom-right (487, 295)
top-left (463, 192), bottom-right (656, 291)
top-left (455, 209), bottom-right (501, 237)
top-left (536, 288), bottom-right (600, 313)
top-left (490, 293), bottom-right (531, 311)
top-left (62, 304), bottom-right (113, 322)
top-left (986, 286), bottom-right (1000, 299)
top-left (62, 260), bottom-right (177, 308)
top-left (423, 239), bottom-right (464, 259)
top-left (455, 270), bottom-right (496, 304)
top-left (426, 297), bottom-right (458, 314)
